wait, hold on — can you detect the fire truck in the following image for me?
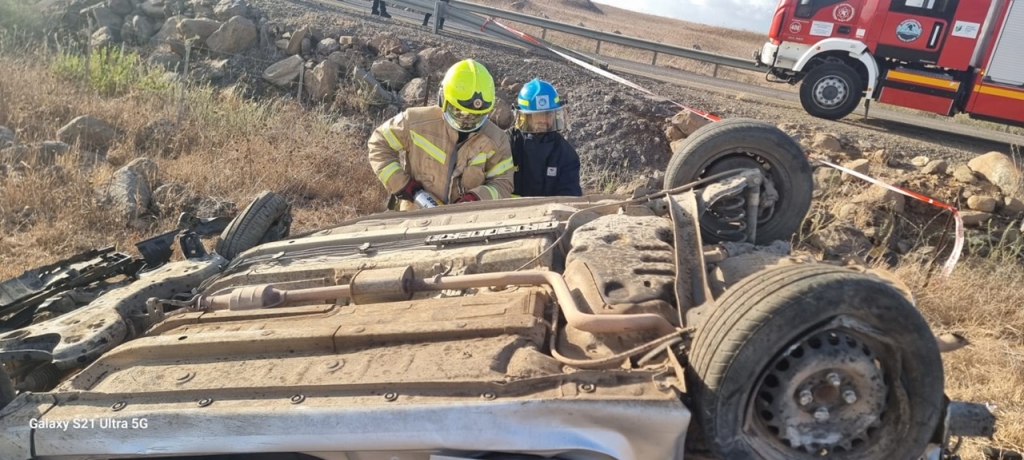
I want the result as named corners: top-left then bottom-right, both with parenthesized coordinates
top-left (754, 0), bottom-right (1024, 127)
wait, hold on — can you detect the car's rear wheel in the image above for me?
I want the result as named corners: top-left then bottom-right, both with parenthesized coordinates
top-left (687, 263), bottom-right (944, 460)
top-left (664, 118), bottom-right (812, 245)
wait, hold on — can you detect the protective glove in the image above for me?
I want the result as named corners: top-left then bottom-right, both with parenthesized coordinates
top-left (396, 179), bottom-right (423, 201)
top-left (454, 192), bottom-right (480, 203)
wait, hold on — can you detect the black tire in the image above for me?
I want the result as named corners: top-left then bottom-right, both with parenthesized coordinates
top-left (215, 191), bottom-right (291, 260)
top-left (688, 263), bottom-right (944, 460)
top-left (800, 63), bottom-right (864, 120)
top-left (664, 118), bottom-right (812, 245)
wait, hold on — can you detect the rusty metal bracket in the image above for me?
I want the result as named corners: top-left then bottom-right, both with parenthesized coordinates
top-left (666, 191), bottom-right (715, 327)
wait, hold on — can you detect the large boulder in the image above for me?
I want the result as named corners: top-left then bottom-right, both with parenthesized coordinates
top-left (670, 110), bottom-right (712, 138)
top-left (316, 38), bottom-right (340, 55)
top-left (400, 78), bottom-right (428, 106)
top-left (967, 195), bottom-right (998, 213)
top-left (353, 67), bottom-right (395, 106)
top-left (206, 15), bottom-right (256, 55)
top-left (304, 61), bottom-right (338, 103)
top-left (213, 0), bottom-right (247, 20)
top-left (262, 55), bottom-right (304, 87)
top-left (811, 132), bottom-right (842, 152)
top-left (367, 34), bottom-right (408, 56)
top-left (148, 51), bottom-right (183, 72)
top-left (151, 15), bottom-right (185, 44)
top-left (91, 26), bottom-right (118, 48)
top-left (286, 25), bottom-right (309, 55)
top-left (490, 97), bottom-right (514, 130)
top-left (106, 0), bottom-right (133, 15)
top-left (153, 182), bottom-right (201, 216)
top-left (968, 151), bottom-right (1022, 196)
top-left (398, 52), bottom-right (417, 70)
top-left (101, 158), bottom-right (159, 220)
top-left (414, 47), bottom-right (457, 78)
top-left (140, 0), bottom-right (165, 18)
top-left (121, 14), bottom-right (155, 46)
top-left (370, 59), bottom-right (412, 91)
top-left (176, 17), bottom-right (221, 46)
top-left (189, 59), bottom-right (228, 83)
top-left (326, 49), bottom-right (365, 74)
top-left (57, 115), bottom-right (118, 152)
top-left (84, 5), bottom-right (123, 31)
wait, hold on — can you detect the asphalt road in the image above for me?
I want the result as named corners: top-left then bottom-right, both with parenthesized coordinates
top-left (323, 0), bottom-right (1024, 150)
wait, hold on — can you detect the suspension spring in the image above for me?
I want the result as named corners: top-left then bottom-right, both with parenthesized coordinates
top-left (708, 195), bottom-right (749, 242)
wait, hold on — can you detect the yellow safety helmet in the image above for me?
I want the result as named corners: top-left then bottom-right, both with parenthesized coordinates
top-left (438, 59), bottom-right (495, 132)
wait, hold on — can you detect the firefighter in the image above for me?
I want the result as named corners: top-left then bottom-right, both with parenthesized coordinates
top-left (368, 59), bottom-right (515, 210)
top-left (370, 0), bottom-right (391, 18)
top-left (422, 0), bottom-right (448, 29)
top-left (509, 78), bottom-right (582, 197)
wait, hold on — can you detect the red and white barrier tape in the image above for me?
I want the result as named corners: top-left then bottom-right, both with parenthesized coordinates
top-left (479, 16), bottom-right (964, 279)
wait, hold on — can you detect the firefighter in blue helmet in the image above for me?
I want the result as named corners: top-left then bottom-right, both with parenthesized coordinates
top-left (509, 79), bottom-right (582, 197)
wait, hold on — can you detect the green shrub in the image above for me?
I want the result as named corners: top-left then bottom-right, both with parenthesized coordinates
top-left (51, 46), bottom-right (173, 96)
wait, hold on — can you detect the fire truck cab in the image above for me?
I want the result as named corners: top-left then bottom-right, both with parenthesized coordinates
top-left (755, 0), bottom-right (1024, 127)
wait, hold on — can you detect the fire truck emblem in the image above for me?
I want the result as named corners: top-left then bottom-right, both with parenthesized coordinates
top-left (833, 4), bottom-right (855, 22)
top-left (896, 19), bottom-right (923, 42)
top-left (789, 21), bottom-right (803, 33)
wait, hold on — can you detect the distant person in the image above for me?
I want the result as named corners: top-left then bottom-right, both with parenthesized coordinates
top-left (422, 0), bottom-right (449, 29)
top-left (367, 59), bottom-right (515, 210)
top-left (509, 78), bottom-right (582, 197)
top-left (370, 0), bottom-right (391, 18)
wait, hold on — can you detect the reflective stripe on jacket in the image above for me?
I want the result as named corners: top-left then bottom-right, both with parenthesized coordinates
top-left (368, 106), bottom-right (514, 205)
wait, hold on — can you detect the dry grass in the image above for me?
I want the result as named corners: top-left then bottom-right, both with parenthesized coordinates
top-left (895, 260), bottom-right (1024, 457)
top-left (0, 52), bottom-right (387, 280)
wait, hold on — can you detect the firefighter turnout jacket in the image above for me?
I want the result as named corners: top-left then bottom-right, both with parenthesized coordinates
top-left (510, 130), bottom-right (582, 197)
top-left (368, 106), bottom-right (515, 208)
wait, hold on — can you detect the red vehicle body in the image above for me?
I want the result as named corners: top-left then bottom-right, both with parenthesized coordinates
top-left (755, 0), bottom-right (1024, 127)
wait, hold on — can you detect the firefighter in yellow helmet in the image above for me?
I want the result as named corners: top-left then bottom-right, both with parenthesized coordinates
top-left (368, 59), bottom-right (515, 210)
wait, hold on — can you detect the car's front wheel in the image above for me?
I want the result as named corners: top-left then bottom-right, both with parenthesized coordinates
top-left (687, 263), bottom-right (944, 460)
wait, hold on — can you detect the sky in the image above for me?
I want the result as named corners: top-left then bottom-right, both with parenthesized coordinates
top-left (591, 0), bottom-right (778, 32)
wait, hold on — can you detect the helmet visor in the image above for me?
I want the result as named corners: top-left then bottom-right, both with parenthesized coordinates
top-left (515, 108), bottom-right (566, 133)
top-left (444, 103), bottom-right (490, 132)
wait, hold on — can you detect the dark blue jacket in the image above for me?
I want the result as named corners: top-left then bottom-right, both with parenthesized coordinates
top-left (509, 130), bottom-right (582, 197)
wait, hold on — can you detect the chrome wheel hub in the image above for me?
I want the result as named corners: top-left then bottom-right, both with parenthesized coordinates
top-left (813, 76), bottom-right (848, 108)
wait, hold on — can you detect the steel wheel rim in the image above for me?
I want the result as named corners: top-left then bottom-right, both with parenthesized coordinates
top-left (749, 329), bottom-right (890, 457)
top-left (813, 76), bottom-right (849, 108)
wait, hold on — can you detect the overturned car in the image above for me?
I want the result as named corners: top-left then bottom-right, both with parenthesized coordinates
top-left (0, 119), bottom-right (995, 460)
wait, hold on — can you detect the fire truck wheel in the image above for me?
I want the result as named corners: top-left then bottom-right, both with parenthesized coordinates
top-left (800, 63), bottom-right (864, 120)
top-left (215, 191), bottom-right (292, 260)
top-left (663, 118), bottom-right (812, 245)
top-left (687, 263), bottom-right (944, 460)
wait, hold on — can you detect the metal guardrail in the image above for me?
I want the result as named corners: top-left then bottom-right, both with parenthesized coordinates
top-left (441, 0), bottom-right (764, 72)
top-left (385, 0), bottom-right (763, 72)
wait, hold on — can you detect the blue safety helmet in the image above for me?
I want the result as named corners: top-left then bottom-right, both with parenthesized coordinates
top-left (515, 78), bottom-right (567, 133)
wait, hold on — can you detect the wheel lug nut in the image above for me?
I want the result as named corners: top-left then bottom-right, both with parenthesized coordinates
top-left (843, 390), bottom-right (857, 404)
top-left (799, 390), bottom-right (813, 406)
top-left (826, 372), bottom-right (841, 387)
top-left (814, 407), bottom-right (830, 422)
